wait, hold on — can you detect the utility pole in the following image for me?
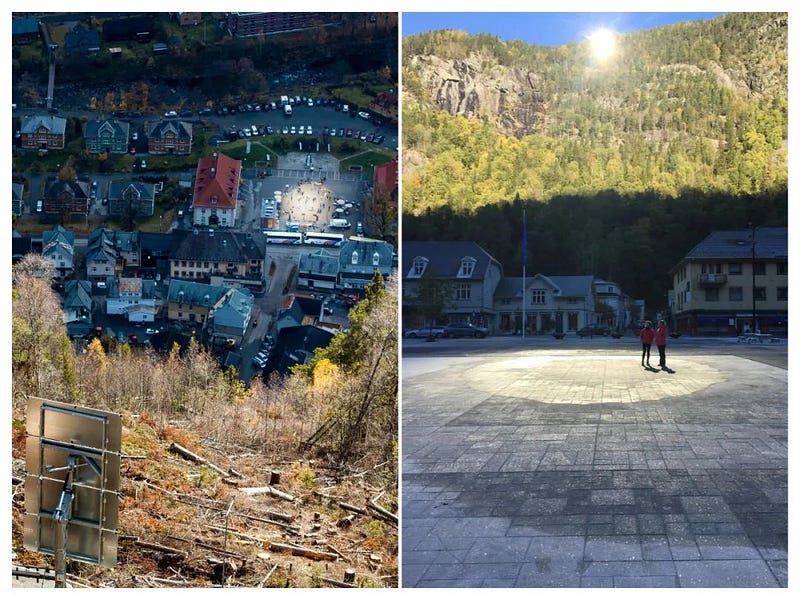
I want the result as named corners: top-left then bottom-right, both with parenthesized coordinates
top-left (750, 223), bottom-right (757, 334)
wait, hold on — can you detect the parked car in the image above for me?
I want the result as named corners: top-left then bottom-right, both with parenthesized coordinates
top-left (442, 323), bottom-right (489, 338)
top-left (164, 110), bottom-right (178, 118)
top-left (252, 352), bottom-right (268, 369)
top-left (404, 326), bottom-right (445, 339)
top-left (577, 325), bottom-right (611, 337)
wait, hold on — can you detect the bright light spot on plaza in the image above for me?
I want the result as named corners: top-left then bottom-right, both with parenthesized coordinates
top-left (589, 27), bottom-right (616, 60)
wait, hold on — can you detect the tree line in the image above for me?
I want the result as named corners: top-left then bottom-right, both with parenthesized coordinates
top-left (12, 254), bottom-right (398, 469)
top-left (403, 189), bottom-right (787, 313)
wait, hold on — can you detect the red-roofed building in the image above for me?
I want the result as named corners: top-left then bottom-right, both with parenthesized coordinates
top-left (373, 156), bottom-right (398, 204)
top-left (190, 152), bottom-right (242, 228)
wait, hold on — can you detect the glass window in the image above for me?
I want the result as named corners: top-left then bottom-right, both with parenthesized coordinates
top-left (728, 287), bottom-right (743, 302)
top-left (728, 263), bottom-right (742, 275)
top-left (531, 289), bottom-right (546, 304)
top-left (777, 262), bottom-right (788, 276)
top-left (754, 287), bottom-right (767, 301)
top-left (455, 283), bottom-right (471, 301)
top-left (754, 263), bottom-right (766, 276)
top-left (705, 288), bottom-right (719, 302)
top-left (777, 287), bottom-right (788, 301)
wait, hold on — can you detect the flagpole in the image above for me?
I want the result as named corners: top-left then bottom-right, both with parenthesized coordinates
top-left (522, 208), bottom-right (527, 340)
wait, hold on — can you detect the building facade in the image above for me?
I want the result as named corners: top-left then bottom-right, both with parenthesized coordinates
top-left (169, 229), bottom-right (265, 289)
top-left (148, 120), bottom-right (193, 155)
top-left (190, 152), bottom-right (241, 227)
top-left (403, 241), bottom-right (503, 332)
top-left (20, 115), bottom-right (67, 150)
top-left (670, 227), bottom-right (788, 336)
top-left (85, 119), bottom-right (130, 154)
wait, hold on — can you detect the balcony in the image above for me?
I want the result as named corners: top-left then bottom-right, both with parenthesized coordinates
top-left (697, 273), bottom-right (727, 287)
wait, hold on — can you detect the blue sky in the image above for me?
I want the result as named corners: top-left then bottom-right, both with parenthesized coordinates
top-left (402, 12), bottom-right (726, 46)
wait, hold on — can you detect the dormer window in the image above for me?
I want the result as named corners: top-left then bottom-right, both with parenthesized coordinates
top-left (372, 251), bottom-right (380, 266)
top-left (351, 251), bottom-right (359, 265)
top-left (457, 257), bottom-right (477, 278)
top-left (409, 256), bottom-right (428, 278)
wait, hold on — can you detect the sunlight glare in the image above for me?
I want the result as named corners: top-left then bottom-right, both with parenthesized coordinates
top-left (589, 27), bottom-right (616, 60)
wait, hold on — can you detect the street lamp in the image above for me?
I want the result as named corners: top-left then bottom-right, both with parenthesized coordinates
top-left (750, 223), bottom-right (757, 334)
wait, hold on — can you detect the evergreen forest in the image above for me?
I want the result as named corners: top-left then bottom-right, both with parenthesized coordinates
top-left (401, 13), bottom-right (788, 311)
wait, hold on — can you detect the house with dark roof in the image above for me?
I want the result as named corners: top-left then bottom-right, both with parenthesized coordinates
top-left (209, 288), bottom-right (254, 344)
top-left (85, 228), bottom-right (118, 280)
top-left (20, 115), bottom-right (67, 150)
top-left (102, 16), bottom-right (154, 42)
top-left (64, 23), bottom-right (101, 56)
top-left (42, 179), bottom-right (90, 215)
top-left (62, 280), bottom-right (93, 323)
top-left (12, 182), bottom-right (25, 217)
top-left (12, 16), bottom-right (40, 44)
top-left (108, 181), bottom-right (155, 218)
top-left (403, 241), bottom-right (503, 332)
top-left (190, 152), bottom-right (242, 227)
top-left (338, 238), bottom-right (394, 291)
top-left (297, 249), bottom-right (339, 291)
top-left (275, 294), bottom-right (325, 333)
top-left (263, 325), bottom-right (336, 376)
top-left (41, 225), bottom-right (75, 278)
top-left (169, 228), bottom-right (264, 289)
top-left (148, 120), bottom-right (193, 155)
top-left (85, 119), bottom-right (130, 154)
top-left (106, 277), bottom-right (161, 323)
top-left (670, 227), bottom-right (788, 336)
top-left (166, 279), bottom-right (229, 328)
top-left (12, 233), bottom-right (35, 263)
top-left (493, 275), bottom-right (597, 335)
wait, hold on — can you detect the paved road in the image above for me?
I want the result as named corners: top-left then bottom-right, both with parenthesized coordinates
top-left (401, 336), bottom-right (787, 588)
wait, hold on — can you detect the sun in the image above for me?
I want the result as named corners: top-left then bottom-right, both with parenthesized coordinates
top-left (588, 27), bottom-right (616, 60)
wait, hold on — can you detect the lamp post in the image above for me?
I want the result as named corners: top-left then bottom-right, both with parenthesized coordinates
top-left (750, 223), bottom-right (757, 334)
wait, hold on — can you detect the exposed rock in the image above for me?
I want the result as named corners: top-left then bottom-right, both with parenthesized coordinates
top-left (409, 52), bottom-right (548, 138)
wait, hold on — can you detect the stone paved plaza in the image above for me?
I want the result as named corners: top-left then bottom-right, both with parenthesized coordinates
top-left (401, 343), bottom-right (788, 587)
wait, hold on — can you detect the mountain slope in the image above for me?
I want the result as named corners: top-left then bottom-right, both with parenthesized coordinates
top-left (402, 13), bottom-right (788, 215)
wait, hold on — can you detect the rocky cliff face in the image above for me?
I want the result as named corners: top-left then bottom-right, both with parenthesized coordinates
top-left (407, 52), bottom-right (548, 138)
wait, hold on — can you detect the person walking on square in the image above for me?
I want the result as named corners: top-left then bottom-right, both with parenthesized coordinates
top-left (640, 320), bottom-right (655, 367)
top-left (655, 320), bottom-right (668, 369)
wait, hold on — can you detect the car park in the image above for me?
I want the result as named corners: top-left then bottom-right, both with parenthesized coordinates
top-left (442, 323), bottom-right (489, 338)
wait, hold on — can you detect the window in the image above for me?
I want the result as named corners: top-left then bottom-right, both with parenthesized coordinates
top-left (728, 263), bottom-right (742, 275)
top-left (705, 288), bottom-right (719, 302)
top-left (777, 286), bottom-right (787, 301)
top-left (410, 257), bottom-right (428, 278)
top-left (702, 263), bottom-right (722, 274)
top-left (777, 262), bottom-right (788, 276)
top-left (457, 257), bottom-right (477, 278)
top-left (728, 287), bottom-right (743, 302)
top-left (351, 251), bottom-right (358, 265)
top-left (754, 263), bottom-right (766, 276)
top-left (754, 287), bottom-right (767, 301)
top-left (531, 289), bottom-right (546, 304)
top-left (455, 283), bottom-right (471, 301)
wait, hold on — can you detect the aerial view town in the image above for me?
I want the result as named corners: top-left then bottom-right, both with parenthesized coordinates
top-left (11, 12), bottom-right (399, 588)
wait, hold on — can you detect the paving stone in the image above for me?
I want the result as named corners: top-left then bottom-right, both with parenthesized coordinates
top-left (402, 350), bottom-right (787, 588)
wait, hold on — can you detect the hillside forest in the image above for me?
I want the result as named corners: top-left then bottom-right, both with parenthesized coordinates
top-left (11, 255), bottom-right (398, 587)
top-left (401, 13), bottom-right (788, 311)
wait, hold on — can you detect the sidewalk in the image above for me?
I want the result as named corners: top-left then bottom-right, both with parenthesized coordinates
top-left (401, 350), bottom-right (787, 587)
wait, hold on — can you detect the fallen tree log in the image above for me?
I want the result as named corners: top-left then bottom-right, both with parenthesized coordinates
top-left (268, 542), bottom-right (339, 562)
top-left (238, 485), bottom-right (296, 502)
top-left (367, 499), bottom-right (398, 525)
top-left (169, 442), bottom-right (228, 477)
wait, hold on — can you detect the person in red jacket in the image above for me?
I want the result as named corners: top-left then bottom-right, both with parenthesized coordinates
top-left (655, 319), bottom-right (669, 369)
top-left (640, 320), bottom-right (655, 367)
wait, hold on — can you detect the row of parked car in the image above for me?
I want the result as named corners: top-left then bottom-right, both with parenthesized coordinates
top-left (404, 323), bottom-right (490, 339)
top-left (404, 323), bottom-right (619, 339)
top-left (225, 123), bottom-right (385, 144)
